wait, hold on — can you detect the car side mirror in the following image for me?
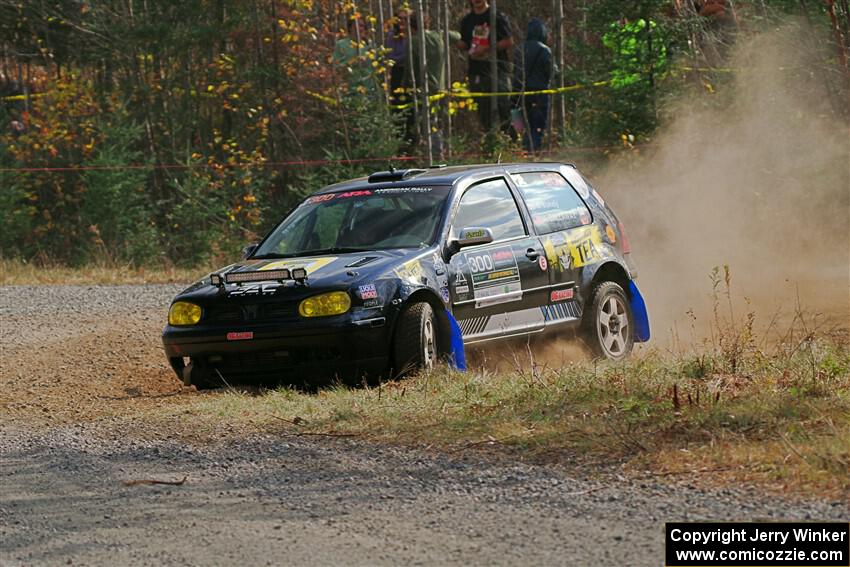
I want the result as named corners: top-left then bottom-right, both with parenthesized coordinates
top-left (448, 227), bottom-right (494, 256)
top-left (242, 243), bottom-right (258, 259)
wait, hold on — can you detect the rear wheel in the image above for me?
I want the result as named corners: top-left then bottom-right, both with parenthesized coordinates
top-left (581, 281), bottom-right (634, 361)
top-left (393, 302), bottom-right (438, 376)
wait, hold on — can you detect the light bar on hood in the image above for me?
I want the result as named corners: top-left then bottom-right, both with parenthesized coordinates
top-left (224, 269), bottom-right (292, 284)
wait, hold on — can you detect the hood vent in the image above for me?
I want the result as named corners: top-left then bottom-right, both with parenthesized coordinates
top-left (345, 256), bottom-right (380, 268)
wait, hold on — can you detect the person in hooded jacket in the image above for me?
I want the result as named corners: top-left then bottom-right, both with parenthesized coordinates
top-left (513, 18), bottom-right (553, 152)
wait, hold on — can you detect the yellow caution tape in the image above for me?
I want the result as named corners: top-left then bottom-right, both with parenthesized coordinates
top-left (458, 80), bottom-right (610, 98)
top-left (1, 92), bottom-right (47, 102)
top-left (305, 89), bottom-right (339, 106)
top-left (387, 80), bottom-right (610, 110)
top-left (675, 65), bottom-right (735, 73)
top-left (4, 80), bottom-right (608, 108)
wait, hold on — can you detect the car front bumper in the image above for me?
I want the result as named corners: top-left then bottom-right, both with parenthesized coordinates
top-left (163, 316), bottom-right (392, 383)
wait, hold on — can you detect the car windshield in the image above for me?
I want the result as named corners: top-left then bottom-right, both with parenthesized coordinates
top-left (254, 186), bottom-right (452, 258)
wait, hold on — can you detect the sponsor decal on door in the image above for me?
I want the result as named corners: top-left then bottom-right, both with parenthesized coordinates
top-left (464, 246), bottom-right (522, 308)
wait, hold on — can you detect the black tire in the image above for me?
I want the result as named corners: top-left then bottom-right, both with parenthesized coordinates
top-left (192, 374), bottom-right (220, 390)
top-left (393, 302), bottom-right (438, 377)
top-left (581, 281), bottom-right (635, 361)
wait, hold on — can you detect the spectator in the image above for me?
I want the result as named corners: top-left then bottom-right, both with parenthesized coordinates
top-left (697, 0), bottom-right (729, 19)
top-left (404, 13), bottom-right (461, 155)
top-left (513, 18), bottom-right (552, 152)
top-left (333, 17), bottom-right (377, 97)
top-left (456, 0), bottom-right (513, 132)
top-left (408, 13), bottom-right (460, 97)
top-left (694, 0), bottom-right (737, 65)
top-left (385, 10), bottom-right (408, 107)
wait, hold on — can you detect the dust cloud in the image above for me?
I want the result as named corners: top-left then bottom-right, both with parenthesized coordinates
top-left (593, 26), bottom-right (850, 344)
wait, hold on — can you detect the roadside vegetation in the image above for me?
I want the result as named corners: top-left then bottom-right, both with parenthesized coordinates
top-left (2, 1), bottom-right (847, 268)
top-left (172, 271), bottom-right (850, 498)
top-left (0, 257), bottom-right (215, 285)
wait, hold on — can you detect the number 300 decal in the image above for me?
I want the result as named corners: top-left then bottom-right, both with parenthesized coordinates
top-left (467, 253), bottom-right (494, 274)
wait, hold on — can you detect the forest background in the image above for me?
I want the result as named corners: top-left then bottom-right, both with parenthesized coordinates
top-left (1, 0), bottom-right (848, 267)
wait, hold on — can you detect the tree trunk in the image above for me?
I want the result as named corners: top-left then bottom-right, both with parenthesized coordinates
top-left (489, 0), bottom-right (499, 131)
top-left (555, 0), bottom-right (566, 144)
top-left (417, 0), bottom-right (432, 165)
top-left (443, 0), bottom-right (452, 157)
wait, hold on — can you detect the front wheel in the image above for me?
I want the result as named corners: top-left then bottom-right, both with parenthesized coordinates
top-left (581, 281), bottom-right (634, 361)
top-left (393, 302), bottom-right (438, 377)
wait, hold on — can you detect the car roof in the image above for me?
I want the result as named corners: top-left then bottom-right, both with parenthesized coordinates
top-left (314, 162), bottom-right (576, 194)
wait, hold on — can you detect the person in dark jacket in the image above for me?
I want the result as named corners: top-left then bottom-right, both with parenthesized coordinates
top-left (513, 18), bottom-right (552, 152)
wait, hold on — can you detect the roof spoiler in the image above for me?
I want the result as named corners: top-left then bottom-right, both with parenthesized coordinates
top-left (367, 168), bottom-right (426, 183)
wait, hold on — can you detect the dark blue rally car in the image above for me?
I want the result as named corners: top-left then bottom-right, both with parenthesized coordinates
top-left (163, 163), bottom-right (649, 387)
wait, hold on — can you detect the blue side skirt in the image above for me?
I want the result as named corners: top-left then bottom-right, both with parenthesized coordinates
top-left (628, 280), bottom-right (651, 343)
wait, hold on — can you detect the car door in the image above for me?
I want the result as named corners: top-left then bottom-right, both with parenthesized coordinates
top-left (509, 170), bottom-right (595, 326)
top-left (447, 177), bottom-right (549, 342)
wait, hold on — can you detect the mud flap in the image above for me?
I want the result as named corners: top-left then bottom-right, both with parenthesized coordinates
top-left (445, 309), bottom-right (467, 371)
top-left (628, 280), bottom-right (651, 343)
top-left (182, 362), bottom-right (194, 386)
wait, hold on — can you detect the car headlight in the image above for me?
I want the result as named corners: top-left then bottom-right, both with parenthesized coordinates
top-left (298, 291), bottom-right (351, 318)
top-left (168, 301), bottom-right (202, 326)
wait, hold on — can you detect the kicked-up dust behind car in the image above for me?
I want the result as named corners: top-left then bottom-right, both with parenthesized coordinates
top-left (596, 27), bottom-right (850, 340)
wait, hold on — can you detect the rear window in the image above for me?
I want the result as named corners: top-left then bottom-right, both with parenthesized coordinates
top-left (511, 171), bottom-right (591, 234)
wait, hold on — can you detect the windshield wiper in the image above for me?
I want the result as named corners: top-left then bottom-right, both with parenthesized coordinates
top-left (251, 252), bottom-right (289, 259)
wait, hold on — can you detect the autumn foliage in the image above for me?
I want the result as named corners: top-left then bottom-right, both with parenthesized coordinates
top-left (1, 0), bottom-right (847, 265)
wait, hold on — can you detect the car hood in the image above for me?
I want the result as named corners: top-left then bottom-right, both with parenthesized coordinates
top-left (175, 248), bottom-right (434, 302)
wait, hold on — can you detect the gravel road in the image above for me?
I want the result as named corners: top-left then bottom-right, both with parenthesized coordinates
top-left (1, 285), bottom-right (848, 566)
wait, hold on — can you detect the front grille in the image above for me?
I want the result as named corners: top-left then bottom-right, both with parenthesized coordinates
top-left (205, 305), bottom-right (242, 323)
top-left (205, 302), bottom-right (296, 323)
top-left (262, 304), bottom-right (295, 319)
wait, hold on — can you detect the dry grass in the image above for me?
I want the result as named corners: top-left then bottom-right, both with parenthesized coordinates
top-left (175, 320), bottom-right (849, 498)
top-left (160, 269), bottom-right (850, 498)
top-left (0, 258), bottom-right (213, 285)
top-left (9, 261), bottom-right (844, 497)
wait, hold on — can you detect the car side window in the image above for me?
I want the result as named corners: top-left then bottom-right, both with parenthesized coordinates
top-left (452, 178), bottom-right (526, 241)
top-left (510, 171), bottom-right (591, 234)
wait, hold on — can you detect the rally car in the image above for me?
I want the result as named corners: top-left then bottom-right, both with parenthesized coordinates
top-left (163, 163), bottom-right (649, 387)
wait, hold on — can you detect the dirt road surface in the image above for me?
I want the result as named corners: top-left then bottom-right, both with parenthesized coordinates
top-left (2, 285), bottom-right (848, 566)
